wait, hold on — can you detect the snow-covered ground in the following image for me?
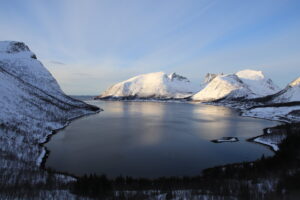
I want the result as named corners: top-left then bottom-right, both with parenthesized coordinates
top-left (211, 137), bottom-right (239, 143)
top-left (97, 72), bottom-right (199, 100)
top-left (0, 41), bottom-right (99, 198)
top-left (253, 137), bottom-right (282, 151)
top-left (242, 106), bottom-right (300, 123)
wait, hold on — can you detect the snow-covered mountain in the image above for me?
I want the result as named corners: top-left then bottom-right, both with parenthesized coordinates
top-left (241, 77), bottom-right (300, 123)
top-left (0, 41), bottom-right (99, 196)
top-left (97, 72), bottom-right (199, 100)
top-left (192, 69), bottom-right (280, 102)
top-left (203, 73), bottom-right (222, 84)
top-left (235, 70), bottom-right (279, 97)
top-left (258, 77), bottom-right (300, 104)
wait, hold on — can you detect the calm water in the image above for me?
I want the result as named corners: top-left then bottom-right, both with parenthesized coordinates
top-left (45, 100), bottom-right (278, 178)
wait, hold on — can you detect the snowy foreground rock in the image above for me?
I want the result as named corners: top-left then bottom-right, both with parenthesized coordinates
top-left (192, 69), bottom-right (280, 102)
top-left (0, 41), bottom-right (99, 198)
top-left (96, 72), bottom-right (199, 100)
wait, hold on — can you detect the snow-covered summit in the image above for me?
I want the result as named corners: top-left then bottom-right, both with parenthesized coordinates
top-left (235, 69), bottom-right (265, 80)
top-left (0, 41), bottom-right (30, 53)
top-left (97, 72), bottom-right (198, 100)
top-left (235, 69), bottom-right (280, 97)
top-left (168, 72), bottom-right (190, 82)
top-left (0, 41), bottom-right (64, 96)
top-left (204, 73), bottom-right (220, 84)
top-left (192, 74), bottom-right (252, 102)
top-left (0, 41), bottom-right (36, 59)
top-left (192, 69), bottom-right (279, 102)
top-left (289, 77), bottom-right (300, 87)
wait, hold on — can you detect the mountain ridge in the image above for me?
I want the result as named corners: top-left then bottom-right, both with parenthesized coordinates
top-left (97, 71), bottom-right (198, 100)
top-left (191, 69), bottom-right (280, 102)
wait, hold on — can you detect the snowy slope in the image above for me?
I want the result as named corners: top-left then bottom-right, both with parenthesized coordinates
top-left (0, 41), bottom-right (99, 195)
top-left (235, 70), bottom-right (279, 97)
top-left (192, 74), bottom-right (252, 101)
top-left (241, 77), bottom-right (300, 122)
top-left (243, 106), bottom-right (300, 123)
top-left (0, 41), bottom-right (99, 163)
top-left (97, 72), bottom-right (199, 99)
top-left (192, 69), bottom-right (279, 102)
top-left (263, 77), bottom-right (300, 103)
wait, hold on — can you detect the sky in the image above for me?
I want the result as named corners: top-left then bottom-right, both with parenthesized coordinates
top-left (0, 0), bottom-right (300, 95)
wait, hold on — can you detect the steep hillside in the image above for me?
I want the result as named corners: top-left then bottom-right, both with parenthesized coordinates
top-left (0, 41), bottom-right (99, 198)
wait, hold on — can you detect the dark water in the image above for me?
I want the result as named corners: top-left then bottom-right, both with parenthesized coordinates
top-left (45, 100), bottom-right (278, 178)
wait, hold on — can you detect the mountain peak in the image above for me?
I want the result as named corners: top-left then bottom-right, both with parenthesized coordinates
top-left (0, 41), bottom-right (30, 53)
top-left (0, 41), bottom-right (37, 59)
top-left (235, 69), bottom-right (265, 81)
top-left (289, 77), bottom-right (300, 87)
top-left (168, 72), bottom-right (190, 82)
top-left (204, 73), bottom-right (222, 83)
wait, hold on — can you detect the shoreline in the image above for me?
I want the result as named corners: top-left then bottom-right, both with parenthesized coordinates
top-left (38, 109), bottom-right (102, 172)
top-left (40, 99), bottom-right (293, 180)
top-left (100, 99), bottom-right (293, 154)
top-left (247, 135), bottom-right (279, 153)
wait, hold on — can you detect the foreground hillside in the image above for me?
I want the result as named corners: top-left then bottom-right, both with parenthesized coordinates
top-left (0, 41), bottom-right (99, 198)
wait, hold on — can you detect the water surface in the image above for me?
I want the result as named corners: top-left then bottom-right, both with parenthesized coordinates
top-left (45, 100), bottom-right (278, 178)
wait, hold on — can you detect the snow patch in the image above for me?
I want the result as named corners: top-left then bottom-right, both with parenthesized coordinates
top-left (253, 137), bottom-right (279, 151)
top-left (242, 106), bottom-right (300, 122)
top-left (36, 148), bottom-right (46, 166)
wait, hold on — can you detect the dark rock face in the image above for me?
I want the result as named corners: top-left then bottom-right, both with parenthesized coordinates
top-left (6, 41), bottom-right (30, 53)
top-left (169, 72), bottom-right (190, 82)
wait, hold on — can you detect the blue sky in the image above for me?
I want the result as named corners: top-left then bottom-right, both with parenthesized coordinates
top-left (0, 0), bottom-right (300, 95)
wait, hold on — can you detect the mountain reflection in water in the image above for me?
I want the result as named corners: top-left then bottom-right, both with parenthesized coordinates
top-left (45, 100), bottom-right (278, 178)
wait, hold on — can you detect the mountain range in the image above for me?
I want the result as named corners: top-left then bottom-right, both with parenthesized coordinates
top-left (0, 41), bottom-right (299, 198)
top-left (97, 69), bottom-right (299, 104)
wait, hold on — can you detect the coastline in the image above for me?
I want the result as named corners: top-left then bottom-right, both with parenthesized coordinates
top-left (94, 98), bottom-right (291, 152)
top-left (36, 99), bottom-right (300, 199)
top-left (39, 99), bottom-right (297, 184)
top-left (247, 134), bottom-right (280, 152)
top-left (38, 109), bottom-right (102, 170)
